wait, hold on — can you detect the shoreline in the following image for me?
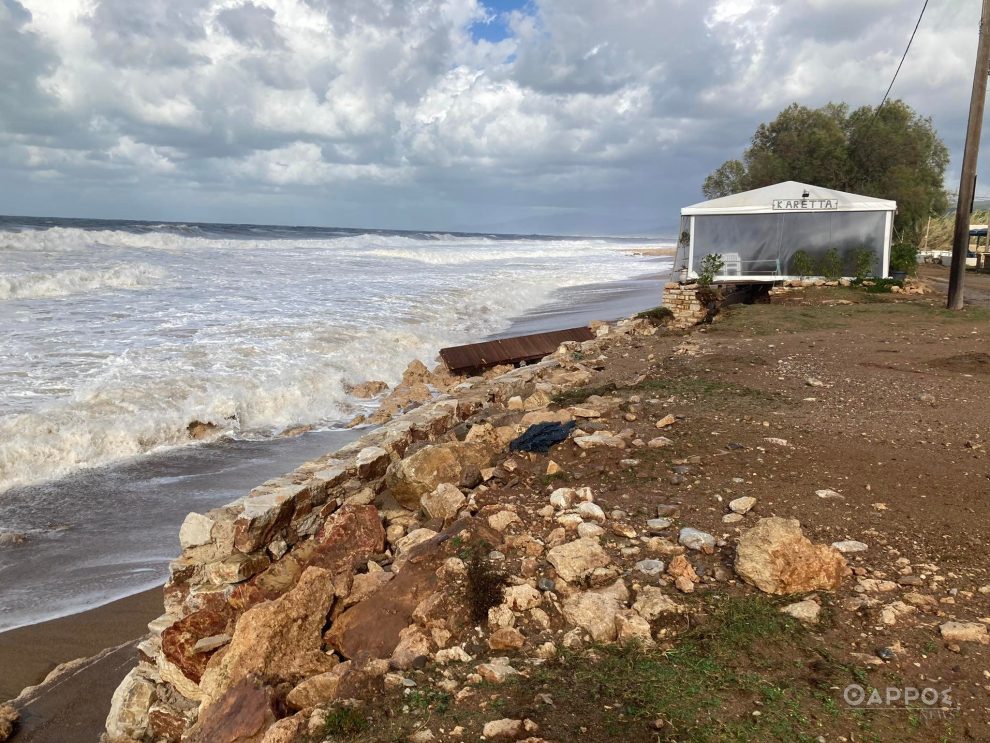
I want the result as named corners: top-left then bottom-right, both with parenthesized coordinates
top-left (0, 265), bottom-right (669, 713)
top-left (0, 587), bottom-right (162, 703)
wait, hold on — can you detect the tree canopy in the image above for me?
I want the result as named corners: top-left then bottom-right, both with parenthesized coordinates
top-left (702, 101), bottom-right (949, 239)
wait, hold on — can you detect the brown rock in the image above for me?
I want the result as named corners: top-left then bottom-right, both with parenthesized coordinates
top-left (349, 380), bottom-right (389, 398)
top-left (259, 712), bottom-right (308, 743)
top-left (199, 567), bottom-right (337, 705)
top-left (229, 552), bottom-right (308, 612)
top-left (0, 703), bottom-right (18, 742)
top-left (489, 627), bottom-right (526, 650)
top-left (188, 420), bottom-right (220, 440)
top-left (205, 551), bottom-right (271, 586)
top-left (734, 517), bottom-right (847, 595)
top-left (327, 547), bottom-right (440, 661)
top-left (327, 518), bottom-right (497, 660)
top-left (161, 608), bottom-right (232, 684)
top-left (421, 483), bottom-right (466, 521)
top-left (339, 570), bottom-right (394, 610)
top-left (310, 504), bottom-right (386, 574)
top-left (185, 675), bottom-right (277, 743)
top-left (147, 703), bottom-right (188, 742)
top-left (390, 625), bottom-right (432, 669)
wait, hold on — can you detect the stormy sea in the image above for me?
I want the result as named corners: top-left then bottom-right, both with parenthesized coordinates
top-left (0, 215), bottom-right (671, 630)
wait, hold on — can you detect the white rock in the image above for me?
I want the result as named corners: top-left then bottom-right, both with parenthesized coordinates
top-left (647, 436), bottom-right (673, 448)
top-left (577, 501), bottom-right (606, 523)
top-left (632, 585), bottom-right (681, 620)
top-left (832, 540), bottom-right (868, 554)
top-left (577, 522), bottom-right (605, 539)
top-left (646, 518), bottom-right (672, 533)
top-left (678, 527), bottom-right (716, 552)
top-left (780, 599), bottom-right (820, 624)
top-left (503, 584), bottom-right (542, 612)
top-left (546, 538), bottom-right (612, 583)
top-left (178, 512), bottom-right (215, 550)
top-left (435, 646), bottom-right (473, 664)
top-left (729, 496), bottom-right (756, 515)
top-left (815, 489), bottom-right (844, 500)
top-left (940, 621), bottom-right (989, 645)
top-left (574, 433), bottom-right (626, 449)
top-left (549, 487), bottom-right (576, 510)
top-left (635, 559), bottom-right (664, 576)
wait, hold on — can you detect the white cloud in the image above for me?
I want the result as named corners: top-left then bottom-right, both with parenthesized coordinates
top-left (0, 0), bottom-right (985, 232)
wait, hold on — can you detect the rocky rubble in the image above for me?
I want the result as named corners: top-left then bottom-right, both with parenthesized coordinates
top-left (101, 301), bottom-right (986, 742)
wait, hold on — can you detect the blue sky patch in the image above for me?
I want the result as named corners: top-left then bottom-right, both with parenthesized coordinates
top-left (470, 0), bottom-right (530, 42)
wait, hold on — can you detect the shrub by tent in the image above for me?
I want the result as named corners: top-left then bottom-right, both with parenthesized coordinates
top-left (677, 181), bottom-right (896, 282)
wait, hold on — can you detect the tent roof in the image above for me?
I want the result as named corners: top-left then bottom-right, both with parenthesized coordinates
top-left (682, 181), bottom-right (897, 215)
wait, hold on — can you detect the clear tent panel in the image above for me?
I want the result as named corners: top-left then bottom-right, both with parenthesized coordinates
top-left (691, 211), bottom-right (887, 277)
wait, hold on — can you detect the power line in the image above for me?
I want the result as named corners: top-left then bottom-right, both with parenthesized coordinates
top-left (869, 0), bottom-right (930, 125)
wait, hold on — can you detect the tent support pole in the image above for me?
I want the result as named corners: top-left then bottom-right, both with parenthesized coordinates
top-left (687, 216), bottom-right (695, 280)
top-left (882, 210), bottom-right (893, 278)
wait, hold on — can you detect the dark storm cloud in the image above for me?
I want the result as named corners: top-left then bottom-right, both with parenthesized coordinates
top-left (0, 0), bottom-right (983, 232)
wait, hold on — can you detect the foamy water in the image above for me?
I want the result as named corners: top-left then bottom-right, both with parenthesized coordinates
top-left (0, 218), bottom-right (668, 493)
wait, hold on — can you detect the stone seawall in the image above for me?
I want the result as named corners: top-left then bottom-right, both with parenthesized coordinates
top-left (103, 317), bottom-right (662, 743)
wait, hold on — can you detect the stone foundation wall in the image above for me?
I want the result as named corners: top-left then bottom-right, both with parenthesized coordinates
top-left (661, 283), bottom-right (708, 329)
top-left (103, 317), bottom-right (660, 743)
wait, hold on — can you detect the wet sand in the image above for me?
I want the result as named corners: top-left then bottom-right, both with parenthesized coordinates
top-left (0, 587), bottom-right (161, 702)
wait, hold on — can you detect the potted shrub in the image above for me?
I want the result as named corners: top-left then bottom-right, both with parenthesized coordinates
top-left (889, 242), bottom-right (918, 281)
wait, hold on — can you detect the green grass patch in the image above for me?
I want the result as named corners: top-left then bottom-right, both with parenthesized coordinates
top-left (321, 707), bottom-right (370, 738)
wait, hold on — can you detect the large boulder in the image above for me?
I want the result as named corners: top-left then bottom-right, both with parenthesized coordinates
top-left (199, 567), bottom-right (337, 705)
top-left (327, 517), bottom-right (498, 660)
top-left (562, 581), bottom-right (628, 642)
top-left (161, 607), bottom-right (232, 685)
top-left (546, 538), bottom-right (612, 584)
top-left (386, 443), bottom-right (492, 509)
top-left (105, 666), bottom-right (157, 742)
top-left (185, 675), bottom-right (278, 743)
top-left (735, 517), bottom-right (847, 595)
top-left (309, 504), bottom-right (386, 573)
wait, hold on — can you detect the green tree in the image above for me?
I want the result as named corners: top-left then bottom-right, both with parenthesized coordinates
top-left (703, 100), bottom-right (948, 239)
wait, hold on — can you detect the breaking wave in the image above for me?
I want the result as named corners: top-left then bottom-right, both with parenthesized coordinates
top-left (0, 264), bottom-right (168, 300)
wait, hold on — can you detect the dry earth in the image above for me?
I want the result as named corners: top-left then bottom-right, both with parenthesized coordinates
top-left (320, 286), bottom-right (990, 743)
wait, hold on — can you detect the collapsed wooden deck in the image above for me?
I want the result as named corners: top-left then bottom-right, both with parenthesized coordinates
top-left (439, 326), bottom-right (594, 374)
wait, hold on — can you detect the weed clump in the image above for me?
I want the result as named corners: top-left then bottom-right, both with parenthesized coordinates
top-left (636, 306), bottom-right (674, 326)
top-left (465, 543), bottom-right (507, 622)
top-left (322, 706), bottom-right (369, 738)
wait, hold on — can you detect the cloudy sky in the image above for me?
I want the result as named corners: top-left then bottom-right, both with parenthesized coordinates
top-left (0, 0), bottom-right (985, 234)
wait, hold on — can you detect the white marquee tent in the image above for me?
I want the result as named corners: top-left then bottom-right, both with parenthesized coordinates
top-left (677, 181), bottom-right (897, 282)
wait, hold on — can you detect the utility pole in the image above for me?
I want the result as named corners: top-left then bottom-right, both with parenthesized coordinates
top-left (948, 0), bottom-right (990, 310)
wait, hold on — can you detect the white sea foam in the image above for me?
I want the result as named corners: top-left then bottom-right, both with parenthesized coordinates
top-left (0, 264), bottom-right (169, 300)
top-left (0, 223), bottom-right (668, 492)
